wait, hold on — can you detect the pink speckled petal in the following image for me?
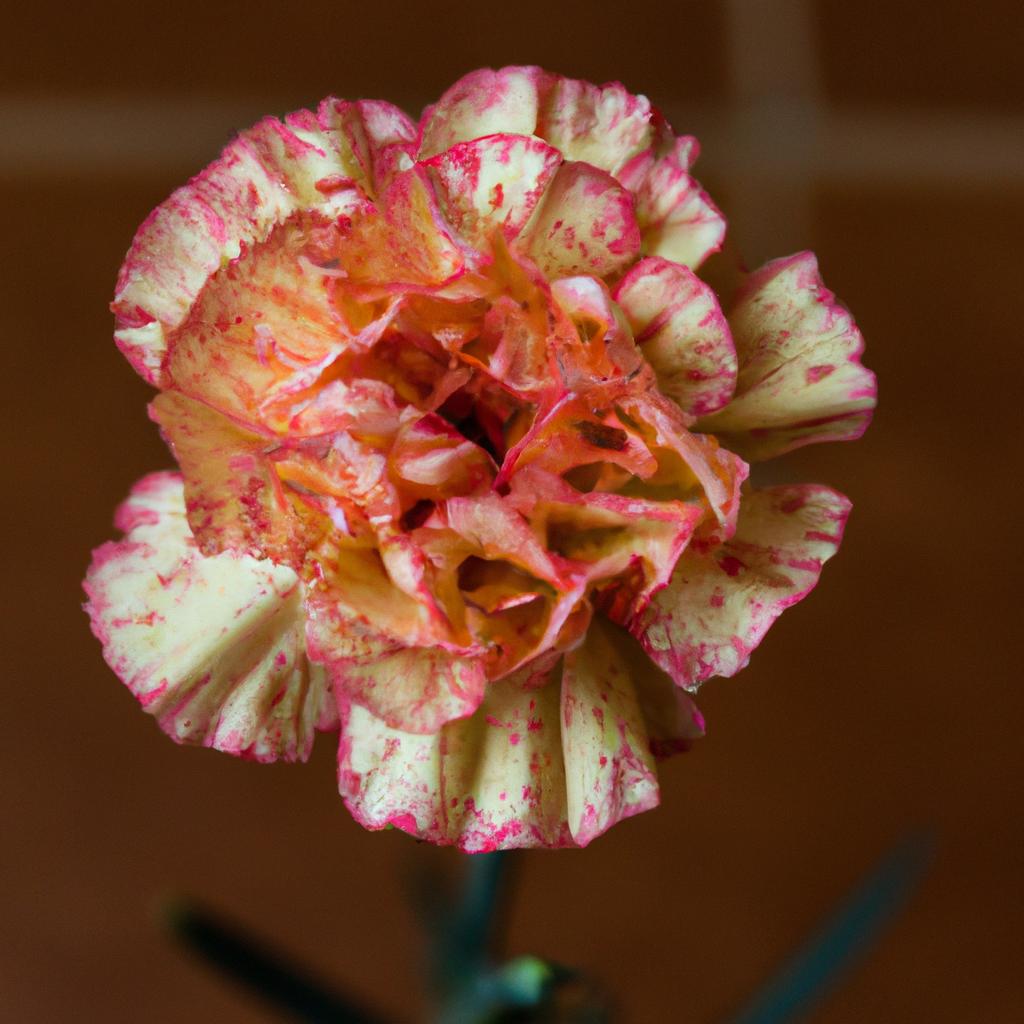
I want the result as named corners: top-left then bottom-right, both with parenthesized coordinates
top-left (614, 256), bottom-right (738, 417)
top-left (150, 392), bottom-right (310, 566)
top-left (373, 165), bottom-right (468, 286)
top-left (697, 253), bottom-right (877, 461)
top-left (519, 161), bottom-right (641, 280)
top-left (632, 484), bottom-right (852, 689)
top-left (164, 218), bottom-right (348, 428)
top-left (619, 137), bottom-right (726, 270)
top-left (337, 617), bottom-right (702, 851)
top-left (536, 75), bottom-right (656, 174)
top-left (423, 134), bottom-right (563, 252)
top-left (418, 67), bottom-right (542, 160)
top-left (328, 647), bottom-right (486, 734)
top-left (310, 98), bottom-right (417, 198)
top-left (112, 139), bottom-right (294, 385)
top-left (84, 473), bottom-right (331, 763)
top-left (338, 664), bottom-right (572, 851)
top-left (418, 67), bottom-right (656, 176)
top-left (560, 618), bottom-right (662, 846)
top-left (112, 100), bottom-right (414, 386)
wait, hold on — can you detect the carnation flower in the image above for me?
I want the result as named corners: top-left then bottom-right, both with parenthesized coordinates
top-left (85, 66), bottom-right (875, 851)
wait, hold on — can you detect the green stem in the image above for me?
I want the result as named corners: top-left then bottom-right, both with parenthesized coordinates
top-left (434, 851), bottom-right (517, 1022)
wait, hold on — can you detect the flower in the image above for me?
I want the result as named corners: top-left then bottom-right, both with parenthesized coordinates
top-left (85, 67), bottom-right (876, 851)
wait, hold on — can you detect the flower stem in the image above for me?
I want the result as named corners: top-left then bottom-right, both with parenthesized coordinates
top-left (432, 851), bottom-right (525, 1022)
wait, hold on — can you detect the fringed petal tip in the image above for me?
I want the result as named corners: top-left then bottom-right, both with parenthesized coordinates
top-left (84, 473), bottom-right (333, 763)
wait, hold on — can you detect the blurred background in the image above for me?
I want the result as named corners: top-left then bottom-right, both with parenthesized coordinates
top-left (3, 1), bottom-right (1022, 1020)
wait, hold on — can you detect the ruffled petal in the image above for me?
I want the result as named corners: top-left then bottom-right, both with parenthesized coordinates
top-left (338, 664), bottom-right (572, 851)
top-left (697, 253), bottom-right (877, 461)
top-left (423, 134), bottom-right (563, 252)
top-left (615, 256), bottom-right (737, 417)
top-left (616, 391), bottom-right (748, 531)
top-left (520, 161), bottom-right (641, 280)
top-left (373, 165), bottom-right (468, 286)
top-left (560, 618), bottom-right (663, 845)
top-left (150, 392), bottom-right (311, 566)
top-left (418, 67), bottom-right (542, 160)
top-left (535, 75), bottom-right (655, 174)
top-left (83, 473), bottom-right (331, 762)
top-left (328, 647), bottom-right (486, 734)
top-left (112, 100), bottom-right (412, 385)
top-left (506, 465), bottom-right (703, 622)
top-left (337, 621), bottom-right (698, 850)
top-left (619, 137), bottom-right (725, 270)
top-left (304, 98), bottom-right (417, 199)
top-left (549, 275), bottom-right (646, 389)
top-left (632, 484), bottom-right (852, 689)
top-left (164, 217), bottom-right (348, 427)
top-left (418, 67), bottom-right (656, 177)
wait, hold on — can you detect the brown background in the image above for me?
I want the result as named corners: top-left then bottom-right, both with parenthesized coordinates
top-left (3, 2), bottom-right (1022, 1021)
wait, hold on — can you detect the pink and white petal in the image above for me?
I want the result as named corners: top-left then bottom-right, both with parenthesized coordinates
top-left (112, 134), bottom-right (297, 385)
top-left (338, 663), bottom-right (572, 851)
top-left (599, 619), bottom-right (706, 759)
top-left (423, 135), bottom-right (563, 251)
top-left (84, 473), bottom-right (329, 763)
top-left (337, 701), bottom-right (445, 839)
top-left (242, 114), bottom-right (360, 212)
top-left (619, 137), bottom-right (726, 270)
top-left (632, 484), bottom-right (852, 690)
top-left (441, 667), bottom-right (571, 850)
top-left (328, 646), bottom-right (486, 734)
top-left (150, 392), bottom-right (308, 566)
top-left (697, 253), bottom-right (877, 461)
top-left (417, 66), bottom-right (542, 160)
top-left (561, 618), bottom-right (662, 846)
top-left (615, 256), bottom-right (737, 417)
top-left (536, 75), bottom-right (655, 175)
top-left (112, 100), bottom-right (415, 386)
top-left (165, 218), bottom-right (347, 427)
top-left (519, 161), bottom-right (641, 280)
top-left (310, 98), bottom-right (417, 198)
top-left (377, 166), bottom-right (467, 286)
